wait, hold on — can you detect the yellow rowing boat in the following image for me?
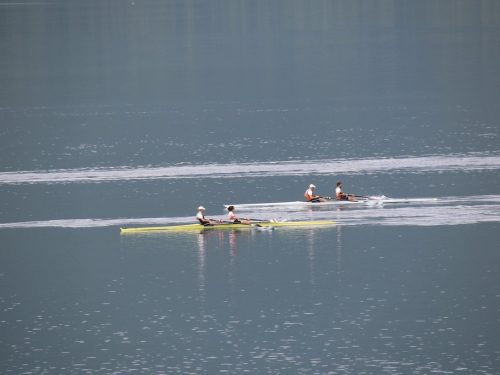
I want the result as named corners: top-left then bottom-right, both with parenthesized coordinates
top-left (120, 220), bottom-right (336, 233)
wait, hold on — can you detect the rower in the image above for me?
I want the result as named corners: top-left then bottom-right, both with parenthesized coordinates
top-left (304, 184), bottom-right (326, 202)
top-left (335, 182), bottom-right (356, 201)
top-left (227, 206), bottom-right (251, 225)
top-left (196, 206), bottom-right (222, 226)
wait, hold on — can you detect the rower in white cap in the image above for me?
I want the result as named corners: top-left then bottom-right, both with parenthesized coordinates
top-left (304, 184), bottom-right (326, 202)
top-left (196, 206), bottom-right (223, 226)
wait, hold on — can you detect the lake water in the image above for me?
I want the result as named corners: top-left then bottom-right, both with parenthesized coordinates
top-left (1, 1), bottom-right (500, 374)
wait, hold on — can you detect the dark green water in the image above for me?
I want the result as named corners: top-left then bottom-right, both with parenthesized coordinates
top-left (1, 1), bottom-right (500, 374)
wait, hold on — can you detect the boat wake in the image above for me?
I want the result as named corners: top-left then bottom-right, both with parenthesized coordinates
top-left (268, 195), bottom-right (500, 227)
top-left (0, 152), bottom-right (499, 185)
top-left (0, 217), bottom-right (195, 229)
top-left (1, 195), bottom-right (499, 229)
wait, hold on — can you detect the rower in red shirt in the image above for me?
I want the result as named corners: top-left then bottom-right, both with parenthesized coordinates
top-left (304, 184), bottom-right (326, 202)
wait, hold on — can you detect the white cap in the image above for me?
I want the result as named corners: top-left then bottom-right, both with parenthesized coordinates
top-left (198, 206), bottom-right (205, 210)
top-left (309, 184), bottom-right (316, 188)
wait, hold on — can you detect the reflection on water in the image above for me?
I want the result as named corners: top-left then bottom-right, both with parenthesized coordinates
top-left (4, 225), bottom-right (497, 374)
top-left (2, 1), bottom-right (500, 107)
top-left (197, 232), bottom-right (207, 316)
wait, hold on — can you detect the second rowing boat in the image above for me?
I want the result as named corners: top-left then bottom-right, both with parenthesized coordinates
top-left (223, 198), bottom-right (437, 209)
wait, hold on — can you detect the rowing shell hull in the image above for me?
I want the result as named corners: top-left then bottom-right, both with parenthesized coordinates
top-left (121, 221), bottom-right (336, 233)
top-left (223, 198), bottom-right (437, 209)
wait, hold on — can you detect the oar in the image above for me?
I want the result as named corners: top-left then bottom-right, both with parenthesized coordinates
top-left (224, 220), bottom-right (264, 226)
top-left (248, 218), bottom-right (280, 223)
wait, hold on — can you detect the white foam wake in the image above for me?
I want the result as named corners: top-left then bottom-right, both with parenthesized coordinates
top-left (1, 196), bottom-right (499, 229)
top-left (0, 152), bottom-right (499, 185)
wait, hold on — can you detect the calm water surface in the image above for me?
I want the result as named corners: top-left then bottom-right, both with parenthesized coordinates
top-left (1, 1), bottom-right (500, 374)
top-left (2, 224), bottom-right (500, 374)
